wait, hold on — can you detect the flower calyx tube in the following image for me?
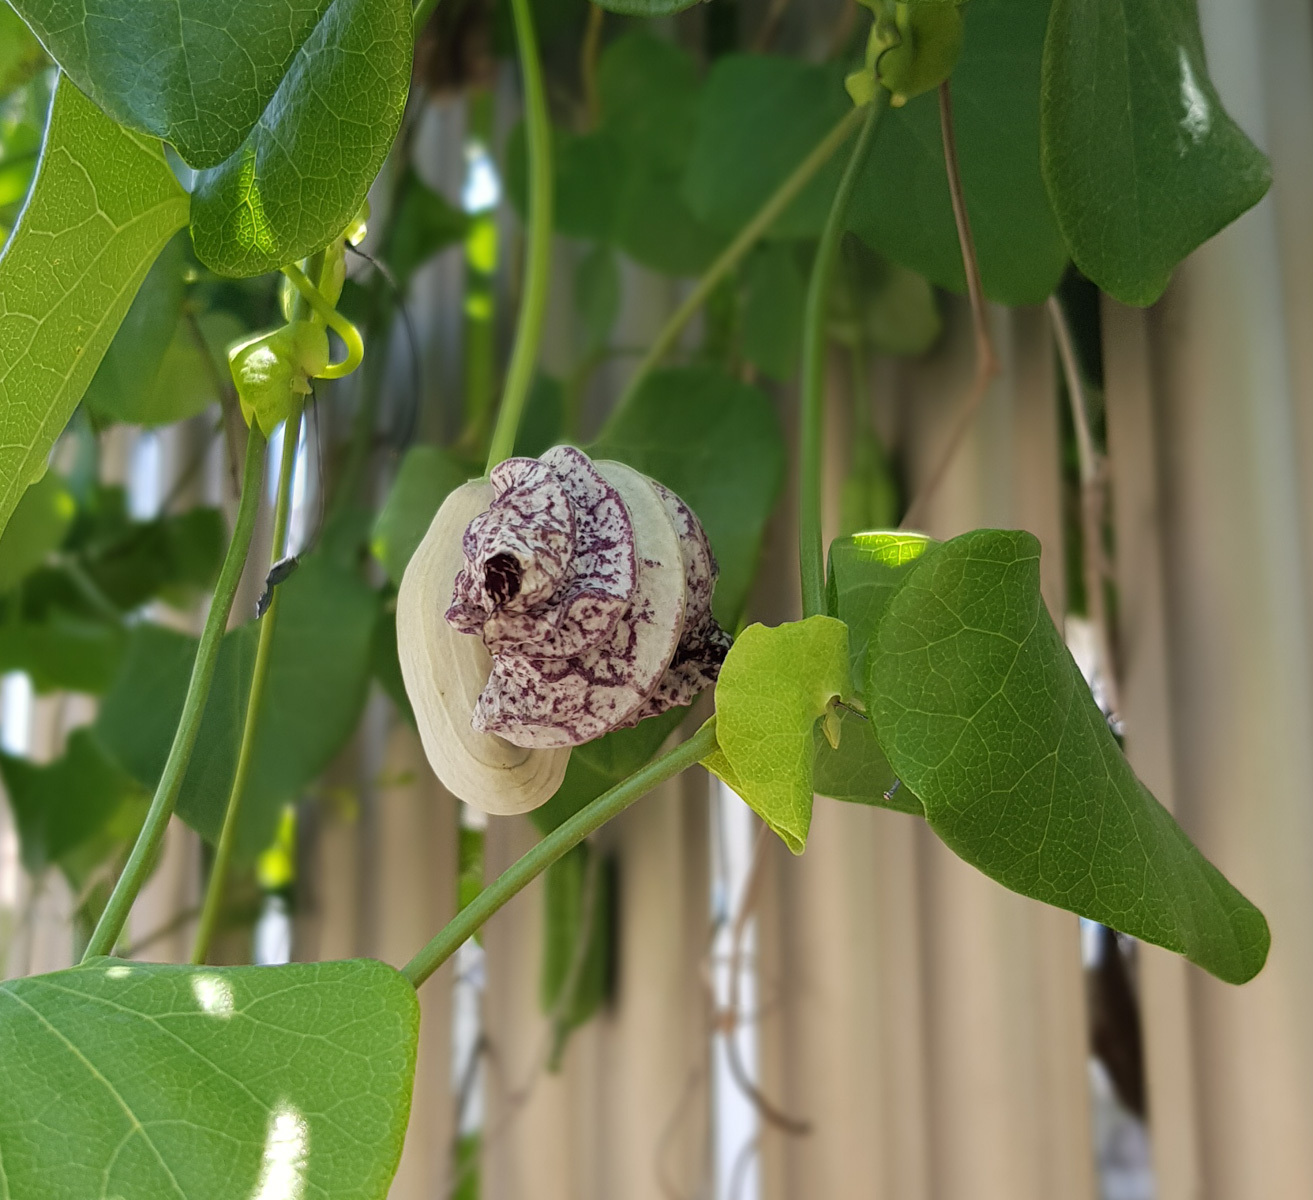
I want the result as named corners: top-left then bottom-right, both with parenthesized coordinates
top-left (397, 446), bottom-right (731, 814)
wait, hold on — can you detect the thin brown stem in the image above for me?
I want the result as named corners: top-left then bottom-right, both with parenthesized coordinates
top-left (580, 2), bottom-right (604, 129)
top-left (1048, 295), bottom-right (1122, 721)
top-left (901, 81), bottom-right (1001, 531)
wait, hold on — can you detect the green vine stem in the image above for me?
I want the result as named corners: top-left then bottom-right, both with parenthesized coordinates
top-left (83, 431), bottom-right (268, 961)
top-left (403, 718), bottom-right (718, 989)
top-left (799, 95), bottom-right (885, 618)
top-left (485, 0), bottom-right (554, 472)
top-left (190, 402), bottom-right (304, 966)
top-left (604, 104), bottom-right (866, 432)
top-left (282, 263), bottom-right (365, 379)
top-left (412, 0), bottom-right (441, 38)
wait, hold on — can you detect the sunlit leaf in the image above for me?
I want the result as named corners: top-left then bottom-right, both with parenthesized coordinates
top-left (0, 957), bottom-right (418, 1200)
top-left (705, 616), bottom-right (851, 853)
top-left (867, 529), bottom-right (1270, 984)
top-left (0, 76), bottom-right (188, 540)
top-left (189, 0), bottom-right (411, 277)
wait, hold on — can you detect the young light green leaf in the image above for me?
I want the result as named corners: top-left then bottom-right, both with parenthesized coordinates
top-left (814, 532), bottom-right (932, 810)
top-left (0, 76), bottom-right (189, 540)
top-left (591, 367), bottom-right (786, 626)
top-left (1040, 0), bottom-right (1271, 305)
top-left (707, 616), bottom-right (851, 853)
top-left (96, 554), bottom-right (379, 858)
top-left (0, 727), bottom-right (144, 874)
top-left (0, 470), bottom-right (73, 591)
top-left (371, 445), bottom-right (474, 586)
top-left (868, 529), bottom-right (1270, 984)
top-left (0, 957), bottom-right (418, 1200)
top-left (189, 0), bottom-right (410, 277)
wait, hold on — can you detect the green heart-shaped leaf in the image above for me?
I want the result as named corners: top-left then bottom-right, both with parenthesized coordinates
top-left (0, 957), bottom-right (418, 1199)
top-left (1040, 0), bottom-right (1270, 305)
top-left (188, 0), bottom-right (410, 277)
top-left (868, 529), bottom-right (1270, 984)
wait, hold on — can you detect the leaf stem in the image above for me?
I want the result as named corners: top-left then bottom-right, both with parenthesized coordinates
top-left (605, 105), bottom-right (866, 432)
top-left (799, 96), bottom-right (885, 618)
top-left (190, 403), bottom-right (304, 965)
top-left (485, 0), bottom-right (554, 473)
top-left (83, 431), bottom-right (267, 961)
top-left (402, 718), bottom-right (717, 989)
top-left (282, 263), bottom-right (365, 380)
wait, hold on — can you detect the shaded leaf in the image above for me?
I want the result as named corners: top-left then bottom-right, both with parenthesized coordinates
top-left (531, 706), bottom-right (687, 835)
top-left (591, 366), bottom-right (786, 625)
top-left (0, 957), bottom-right (418, 1200)
top-left (867, 529), bottom-right (1270, 983)
top-left (371, 445), bottom-right (474, 586)
top-left (0, 470), bottom-right (73, 592)
top-left (1040, 0), bottom-right (1271, 304)
top-left (189, 0), bottom-right (411, 277)
top-left (741, 243), bottom-right (805, 382)
top-left (847, 0), bottom-right (1068, 304)
top-left (591, 0), bottom-right (701, 18)
top-left (575, 244), bottom-right (620, 355)
top-left (540, 842), bottom-right (611, 1061)
top-left (380, 168), bottom-right (469, 290)
top-left (0, 2), bottom-right (45, 96)
top-left (96, 555), bottom-right (379, 859)
top-left (706, 616), bottom-right (850, 853)
top-left (513, 373), bottom-right (566, 459)
top-left (0, 76), bottom-right (189, 540)
top-left (0, 727), bottom-right (144, 874)
top-left (0, 611), bottom-right (125, 693)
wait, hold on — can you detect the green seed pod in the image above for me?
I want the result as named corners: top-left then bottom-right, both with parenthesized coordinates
top-left (228, 320), bottom-right (329, 436)
top-left (875, 2), bottom-right (965, 106)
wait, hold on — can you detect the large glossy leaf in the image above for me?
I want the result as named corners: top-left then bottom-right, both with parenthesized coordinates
top-left (0, 76), bottom-right (188, 541)
top-left (866, 529), bottom-right (1270, 984)
top-left (706, 617), bottom-right (851, 853)
top-left (189, 0), bottom-right (411, 277)
top-left (96, 554), bottom-right (378, 858)
top-left (11, 0), bottom-right (334, 169)
top-left (0, 727), bottom-right (144, 874)
top-left (0, 957), bottom-right (418, 1200)
top-left (1040, 0), bottom-right (1271, 305)
top-left (591, 366), bottom-right (786, 626)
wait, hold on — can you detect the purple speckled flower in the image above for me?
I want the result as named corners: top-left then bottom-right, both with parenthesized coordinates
top-left (445, 447), bottom-right (730, 748)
